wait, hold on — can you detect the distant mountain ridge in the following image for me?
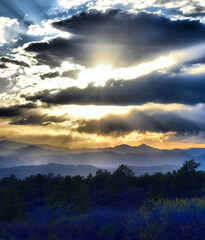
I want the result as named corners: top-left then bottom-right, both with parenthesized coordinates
top-left (0, 163), bottom-right (99, 178)
top-left (0, 140), bottom-right (205, 170)
top-left (111, 144), bottom-right (163, 154)
top-left (0, 140), bottom-right (29, 150)
top-left (0, 163), bottom-right (180, 179)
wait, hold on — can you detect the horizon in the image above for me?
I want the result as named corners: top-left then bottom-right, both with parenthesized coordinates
top-left (1, 139), bottom-right (205, 151)
top-left (1, 1), bottom-right (205, 150)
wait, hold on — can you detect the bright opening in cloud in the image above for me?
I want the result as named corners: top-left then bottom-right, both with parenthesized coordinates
top-left (112, 56), bottom-right (176, 80)
top-left (76, 55), bottom-right (176, 88)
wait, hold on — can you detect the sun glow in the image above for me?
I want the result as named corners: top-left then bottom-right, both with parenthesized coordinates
top-left (77, 64), bottom-right (112, 88)
top-left (76, 55), bottom-right (176, 88)
top-left (112, 56), bottom-right (176, 80)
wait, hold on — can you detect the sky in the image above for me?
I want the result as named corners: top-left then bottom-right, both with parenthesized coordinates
top-left (1, 0), bottom-right (205, 149)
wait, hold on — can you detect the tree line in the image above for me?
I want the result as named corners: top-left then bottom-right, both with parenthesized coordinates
top-left (0, 159), bottom-right (204, 222)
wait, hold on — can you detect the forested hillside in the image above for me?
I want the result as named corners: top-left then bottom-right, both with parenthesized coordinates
top-left (1, 159), bottom-right (205, 239)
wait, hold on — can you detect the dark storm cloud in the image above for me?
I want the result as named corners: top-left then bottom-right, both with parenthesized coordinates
top-left (184, 55), bottom-right (205, 66)
top-left (0, 0), bottom-right (78, 57)
top-left (0, 103), bottom-right (36, 118)
top-left (0, 57), bottom-right (30, 68)
top-left (17, 103), bottom-right (37, 109)
top-left (40, 70), bottom-right (80, 80)
top-left (0, 102), bottom-right (67, 125)
top-left (25, 10), bottom-right (205, 68)
top-left (25, 37), bottom-right (86, 67)
top-left (40, 71), bottom-right (60, 80)
top-left (61, 70), bottom-right (80, 79)
top-left (24, 72), bottom-right (205, 106)
top-left (10, 114), bottom-right (67, 126)
top-left (0, 64), bottom-right (7, 69)
top-left (76, 109), bottom-right (205, 135)
top-left (52, 9), bottom-right (205, 39)
top-left (0, 107), bottom-right (21, 118)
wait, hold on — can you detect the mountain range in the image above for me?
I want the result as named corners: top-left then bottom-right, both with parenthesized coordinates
top-left (0, 140), bottom-right (205, 178)
top-left (0, 163), bottom-right (181, 179)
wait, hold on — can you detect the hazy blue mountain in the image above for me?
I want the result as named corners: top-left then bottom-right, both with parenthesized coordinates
top-left (16, 145), bottom-right (64, 156)
top-left (110, 144), bottom-right (163, 155)
top-left (37, 144), bottom-right (72, 154)
top-left (128, 165), bottom-right (180, 176)
top-left (0, 156), bottom-right (25, 168)
top-left (65, 144), bottom-right (165, 155)
top-left (0, 163), bottom-right (181, 179)
top-left (178, 148), bottom-right (205, 158)
top-left (0, 163), bottom-right (100, 178)
top-left (0, 146), bottom-right (11, 155)
top-left (0, 140), bottom-right (202, 169)
top-left (195, 154), bottom-right (205, 169)
top-left (15, 150), bottom-right (190, 168)
top-left (0, 140), bottom-right (29, 150)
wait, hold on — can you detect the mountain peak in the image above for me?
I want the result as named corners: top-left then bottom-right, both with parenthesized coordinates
top-left (134, 144), bottom-right (162, 155)
top-left (113, 144), bottom-right (132, 149)
top-left (137, 144), bottom-right (155, 150)
top-left (111, 143), bottom-right (160, 155)
top-left (114, 144), bottom-right (156, 150)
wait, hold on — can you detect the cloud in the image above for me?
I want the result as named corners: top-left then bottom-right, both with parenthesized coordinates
top-left (0, 64), bottom-right (7, 69)
top-left (10, 113), bottom-right (67, 126)
top-left (0, 103), bottom-right (36, 118)
top-left (156, 1), bottom-right (205, 17)
top-left (40, 70), bottom-right (80, 80)
top-left (58, 0), bottom-right (89, 9)
top-left (0, 0), bottom-right (75, 57)
top-left (0, 101), bottom-right (68, 126)
top-left (58, 0), bottom-right (205, 19)
top-left (40, 71), bottom-right (60, 80)
top-left (25, 37), bottom-right (85, 67)
top-left (0, 78), bottom-right (9, 93)
top-left (169, 8), bottom-right (205, 17)
top-left (25, 10), bottom-right (205, 68)
top-left (0, 17), bottom-right (19, 47)
top-left (76, 108), bottom-right (205, 136)
top-left (0, 107), bottom-right (21, 118)
top-left (61, 69), bottom-right (80, 79)
top-left (0, 57), bottom-right (30, 68)
top-left (24, 71), bottom-right (205, 106)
